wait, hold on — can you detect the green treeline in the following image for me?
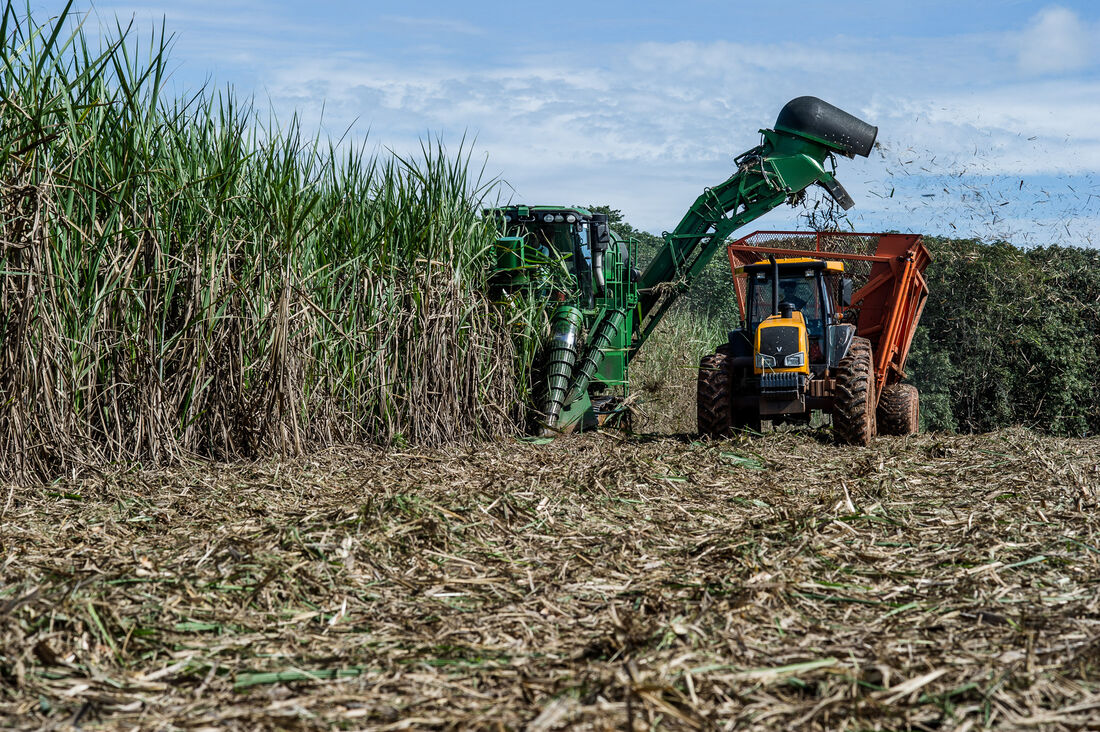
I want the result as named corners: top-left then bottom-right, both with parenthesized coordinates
top-left (908, 239), bottom-right (1100, 436)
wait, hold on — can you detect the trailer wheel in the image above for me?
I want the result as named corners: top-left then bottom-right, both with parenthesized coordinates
top-left (877, 383), bottom-right (919, 436)
top-left (833, 336), bottom-right (876, 446)
top-left (697, 352), bottom-right (732, 437)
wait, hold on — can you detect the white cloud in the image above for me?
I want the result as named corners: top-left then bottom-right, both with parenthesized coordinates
top-left (73, 2), bottom-right (1100, 245)
top-left (1016, 6), bottom-right (1097, 75)
top-left (260, 23), bottom-right (1100, 243)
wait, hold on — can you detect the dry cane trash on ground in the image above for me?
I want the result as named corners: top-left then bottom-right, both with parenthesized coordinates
top-left (1, 428), bottom-right (1098, 730)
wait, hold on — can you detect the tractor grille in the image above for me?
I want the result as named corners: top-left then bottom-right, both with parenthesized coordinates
top-left (759, 326), bottom-right (800, 360)
top-left (761, 372), bottom-right (804, 393)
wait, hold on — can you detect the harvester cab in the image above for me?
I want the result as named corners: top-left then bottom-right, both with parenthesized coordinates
top-left (488, 206), bottom-right (639, 432)
top-left (489, 206), bottom-right (635, 310)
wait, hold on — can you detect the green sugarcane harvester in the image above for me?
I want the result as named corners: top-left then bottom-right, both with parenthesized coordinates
top-left (488, 97), bottom-right (879, 435)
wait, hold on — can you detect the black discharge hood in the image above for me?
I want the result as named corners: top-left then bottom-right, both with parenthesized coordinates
top-left (774, 96), bottom-right (878, 158)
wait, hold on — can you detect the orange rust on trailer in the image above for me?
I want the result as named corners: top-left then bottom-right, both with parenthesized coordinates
top-left (726, 231), bottom-right (931, 403)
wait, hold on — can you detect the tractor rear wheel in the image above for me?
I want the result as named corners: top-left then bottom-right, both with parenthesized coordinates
top-left (697, 352), bottom-right (732, 437)
top-left (833, 336), bottom-right (876, 446)
top-left (877, 383), bottom-right (919, 436)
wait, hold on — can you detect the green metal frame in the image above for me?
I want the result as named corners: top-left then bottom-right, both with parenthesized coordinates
top-left (634, 130), bottom-right (849, 356)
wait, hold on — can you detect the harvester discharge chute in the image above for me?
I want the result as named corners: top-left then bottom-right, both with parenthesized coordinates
top-left (487, 97), bottom-right (880, 436)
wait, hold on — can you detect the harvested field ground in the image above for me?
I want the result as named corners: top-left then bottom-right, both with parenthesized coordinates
top-left (2, 429), bottom-right (1099, 730)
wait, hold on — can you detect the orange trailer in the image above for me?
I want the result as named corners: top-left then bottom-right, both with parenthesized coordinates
top-left (726, 231), bottom-right (931, 397)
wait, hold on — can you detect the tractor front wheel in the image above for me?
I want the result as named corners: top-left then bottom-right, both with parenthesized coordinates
top-left (833, 336), bottom-right (876, 446)
top-left (697, 352), bottom-right (732, 437)
top-left (877, 383), bottom-right (919, 436)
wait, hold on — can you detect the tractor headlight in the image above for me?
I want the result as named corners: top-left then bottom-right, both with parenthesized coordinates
top-left (543, 214), bottom-right (555, 223)
top-left (756, 353), bottom-right (776, 369)
top-left (784, 352), bottom-right (805, 367)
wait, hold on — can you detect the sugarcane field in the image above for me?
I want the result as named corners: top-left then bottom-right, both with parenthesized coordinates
top-left (2, 2), bottom-right (1100, 731)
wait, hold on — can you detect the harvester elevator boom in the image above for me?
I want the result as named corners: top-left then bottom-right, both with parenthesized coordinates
top-left (489, 96), bottom-right (878, 434)
top-left (632, 96), bottom-right (878, 357)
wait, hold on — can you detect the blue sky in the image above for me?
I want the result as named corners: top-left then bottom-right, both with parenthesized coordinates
top-left (51, 1), bottom-right (1100, 244)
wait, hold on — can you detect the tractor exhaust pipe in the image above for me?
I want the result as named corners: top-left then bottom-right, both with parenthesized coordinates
top-left (770, 255), bottom-right (780, 316)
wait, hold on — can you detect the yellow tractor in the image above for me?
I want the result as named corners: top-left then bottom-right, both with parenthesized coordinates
top-left (697, 232), bottom-right (931, 444)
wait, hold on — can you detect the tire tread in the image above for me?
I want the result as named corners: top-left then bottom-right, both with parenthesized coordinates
top-left (697, 352), bottom-right (732, 437)
top-left (833, 336), bottom-right (876, 445)
top-left (878, 383), bottom-right (919, 436)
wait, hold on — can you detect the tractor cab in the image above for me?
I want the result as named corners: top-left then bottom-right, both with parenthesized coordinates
top-left (737, 257), bottom-right (846, 375)
top-left (719, 256), bottom-right (856, 421)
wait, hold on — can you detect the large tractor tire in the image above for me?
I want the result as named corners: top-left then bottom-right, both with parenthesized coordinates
top-left (877, 383), bottom-right (919, 436)
top-left (697, 352), bottom-right (732, 437)
top-left (833, 336), bottom-right (876, 446)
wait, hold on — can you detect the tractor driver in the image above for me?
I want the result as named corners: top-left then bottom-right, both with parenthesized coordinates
top-left (777, 278), bottom-right (809, 311)
top-left (778, 276), bottom-right (825, 341)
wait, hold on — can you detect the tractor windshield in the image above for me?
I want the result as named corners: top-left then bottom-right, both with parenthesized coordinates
top-left (748, 271), bottom-right (825, 337)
